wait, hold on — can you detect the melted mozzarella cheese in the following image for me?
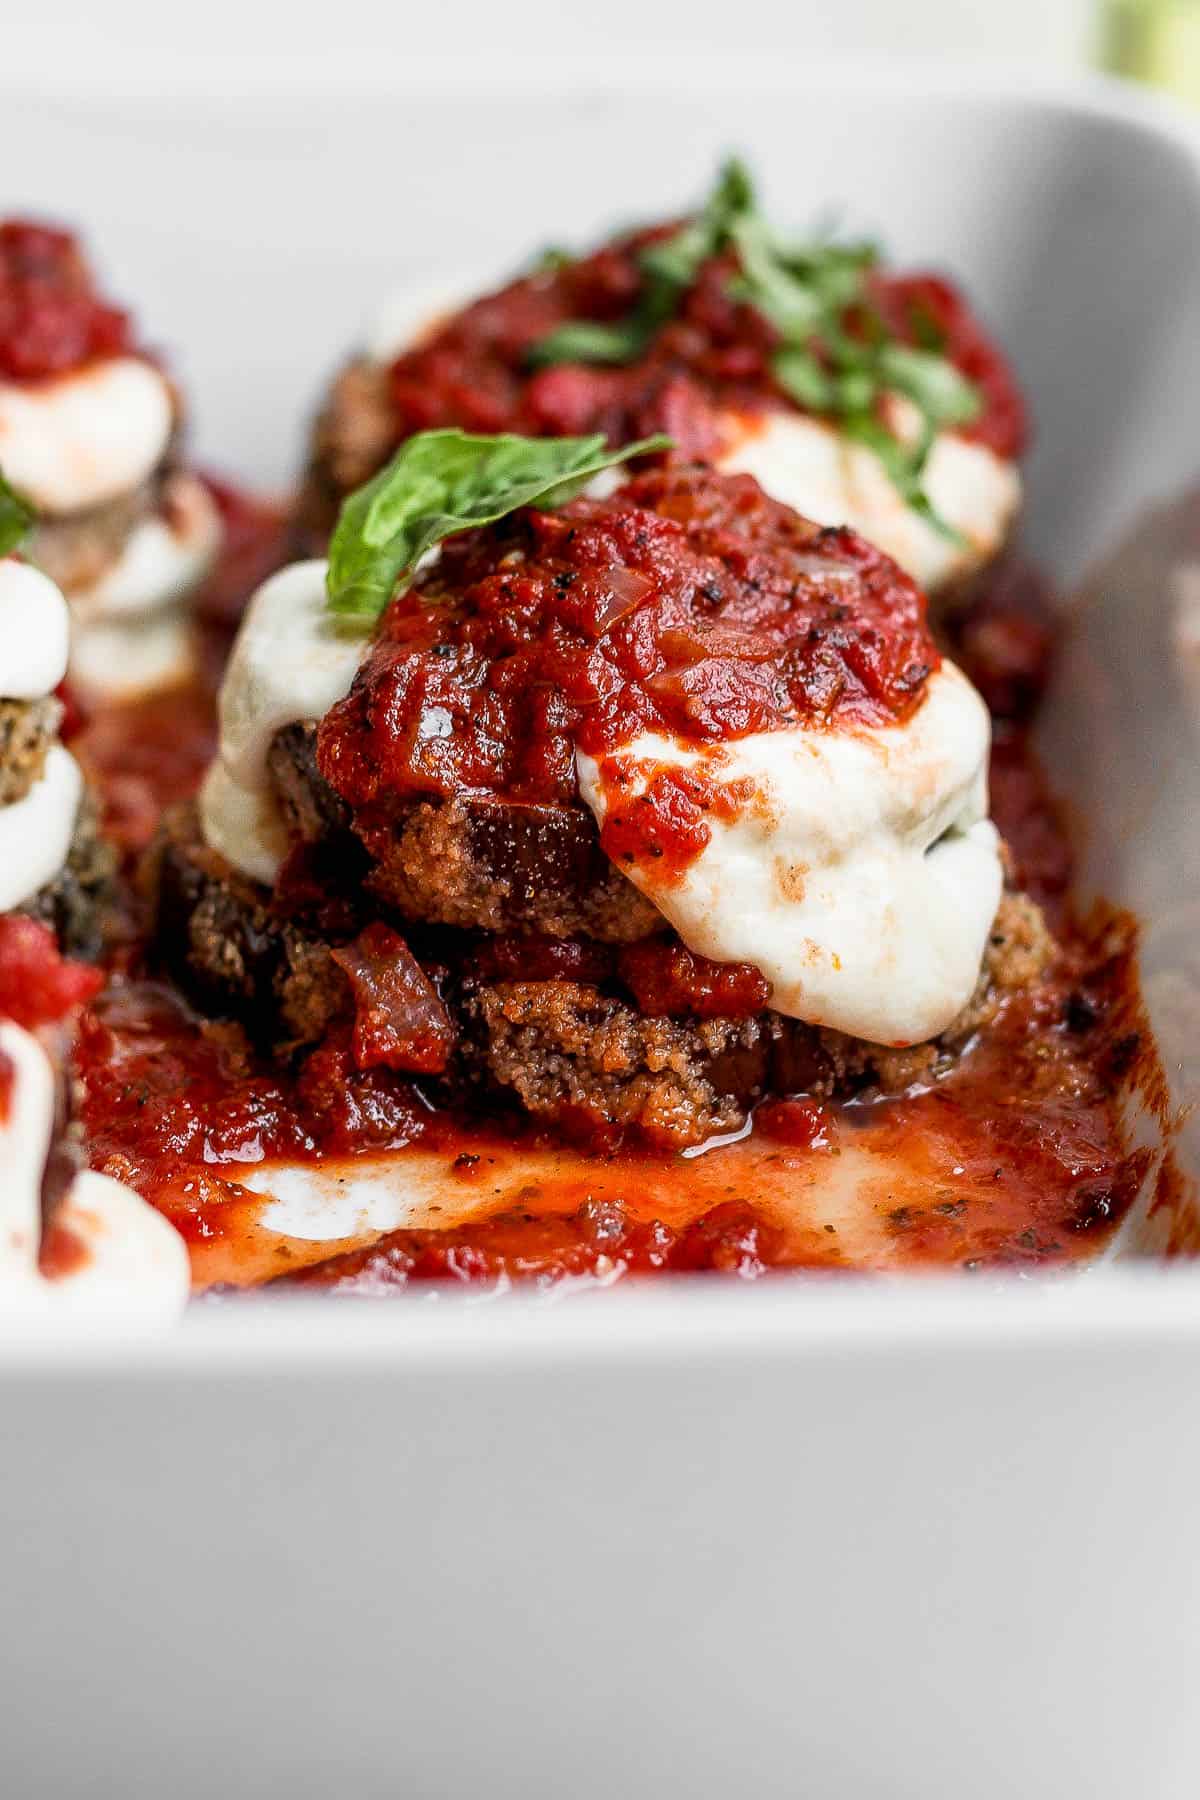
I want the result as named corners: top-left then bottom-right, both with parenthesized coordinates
top-left (70, 605), bottom-right (194, 702)
top-left (0, 558), bottom-right (70, 697)
top-left (0, 746), bottom-right (82, 911)
top-left (0, 1019), bottom-right (189, 1327)
top-left (69, 473), bottom-right (221, 623)
top-left (200, 559), bottom-right (368, 883)
top-left (577, 662), bottom-right (1002, 1047)
top-left (0, 1020), bottom-right (51, 1274)
top-left (716, 406), bottom-right (1021, 595)
top-left (0, 357), bottom-right (173, 515)
top-left (66, 475), bottom-right (223, 701)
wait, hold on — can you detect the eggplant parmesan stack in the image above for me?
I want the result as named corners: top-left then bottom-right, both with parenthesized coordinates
top-left (0, 219), bottom-right (221, 697)
top-left (0, 549), bottom-right (187, 1316)
top-left (299, 163), bottom-right (1025, 603)
top-left (0, 556), bottom-right (113, 957)
top-left (154, 436), bottom-right (1052, 1152)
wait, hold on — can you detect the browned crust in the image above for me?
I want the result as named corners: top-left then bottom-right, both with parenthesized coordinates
top-left (361, 795), bottom-right (663, 942)
top-left (269, 722), bottom-right (661, 942)
top-left (28, 481), bottom-right (159, 595)
top-left (148, 804), bottom-right (1056, 1149)
top-left (21, 789), bottom-right (117, 962)
top-left (294, 356), bottom-right (397, 551)
top-left (0, 695), bottom-right (62, 805)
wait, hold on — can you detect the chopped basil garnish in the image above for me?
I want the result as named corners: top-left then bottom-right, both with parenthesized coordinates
top-left (525, 159), bottom-right (982, 535)
top-left (529, 245), bottom-right (574, 275)
top-left (0, 465), bottom-right (34, 558)
top-left (875, 344), bottom-right (982, 430)
top-left (528, 158), bottom-right (756, 372)
top-left (527, 317), bottom-right (649, 367)
top-left (326, 428), bottom-right (671, 619)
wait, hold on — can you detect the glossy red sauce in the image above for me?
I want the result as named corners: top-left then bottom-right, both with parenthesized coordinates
top-left (63, 513), bottom-right (1158, 1296)
top-left (72, 893), bottom-right (1150, 1292)
top-left (318, 466), bottom-right (936, 879)
top-left (387, 230), bottom-right (1026, 462)
top-left (0, 220), bottom-right (135, 382)
top-left (0, 915), bottom-right (102, 1030)
top-left (73, 877), bottom-right (1150, 1294)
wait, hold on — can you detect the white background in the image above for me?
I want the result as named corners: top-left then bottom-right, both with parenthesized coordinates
top-left (9, 1), bottom-right (1095, 91)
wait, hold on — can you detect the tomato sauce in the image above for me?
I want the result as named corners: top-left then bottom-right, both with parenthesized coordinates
top-left (386, 230), bottom-right (1026, 463)
top-left (0, 220), bottom-right (135, 382)
top-left (318, 465), bottom-right (936, 877)
top-left (0, 914), bottom-right (102, 1030)
top-left (74, 899), bottom-right (1154, 1294)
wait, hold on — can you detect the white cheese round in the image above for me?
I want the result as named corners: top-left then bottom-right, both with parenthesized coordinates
top-left (0, 1019), bottom-right (53, 1277)
top-left (0, 1019), bottom-right (189, 1326)
top-left (577, 661), bottom-right (1002, 1047)
top-left (0, 745), bottom-right (82, 911)
top-left (0, 557), bottom-right (70, 697)
top-left (0, 356), bottom-right (173, 516)
top-left (70, 604), bottom-right (194, 702)
top-left (69, 472), bottom-right (221, 623)
top-left (715, 406), bottom-right (1021, 595)
top-left (199, 559), bottom-right (370, 883)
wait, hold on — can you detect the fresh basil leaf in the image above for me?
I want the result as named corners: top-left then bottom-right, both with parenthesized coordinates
top-left (842, 412), bottom-right (965, 546)
top-left (0, 466), bottom-right (34, 558)
top-left (639, 220), bottom-right (714, 293)
top-left (326, 428), bottom-right (672, 619)
top-left (647, 157), bottom-right (755, 289)
top-left (530, 245), bottom-right (573, 274)
top-left (774, 239), bottom-right (877, 315)
top-left (832, 369), bottom-right (877, 414)
top-left (877, 344), bottom-right (982, 429)
top-left (904, 295), bottom-right (948, 353)
top-left (528, 158), bottom-right (758, 371)
top-left (772, 347), bottom-right (835, 411)
top-left (526, 318), bottom-right (650, 368)
top-left (707, 156), bottom-right (755, 222)
top-left (729, 216), bottom-right (825, 339)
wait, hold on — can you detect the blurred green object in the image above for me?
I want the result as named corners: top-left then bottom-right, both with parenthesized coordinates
top-left (1100, 0), bottom-right (1200, 101)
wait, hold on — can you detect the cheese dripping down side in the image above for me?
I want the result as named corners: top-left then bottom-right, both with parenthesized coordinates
top-left (577, 661), bottom-right (1002, 1047)
top-left (200, 560), bottom-right (368, 884)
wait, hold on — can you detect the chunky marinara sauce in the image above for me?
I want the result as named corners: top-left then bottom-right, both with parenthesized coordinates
top-left (318, 465), bottom-right (937, 876)
top-left (0, 220), bottom-right (135, 381)
top-left (387, 232), bottom-right (1027, 463)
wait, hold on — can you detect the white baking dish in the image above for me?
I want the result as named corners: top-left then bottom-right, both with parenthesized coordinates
top-left (3, 61), bottom-right (1200, 1800)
